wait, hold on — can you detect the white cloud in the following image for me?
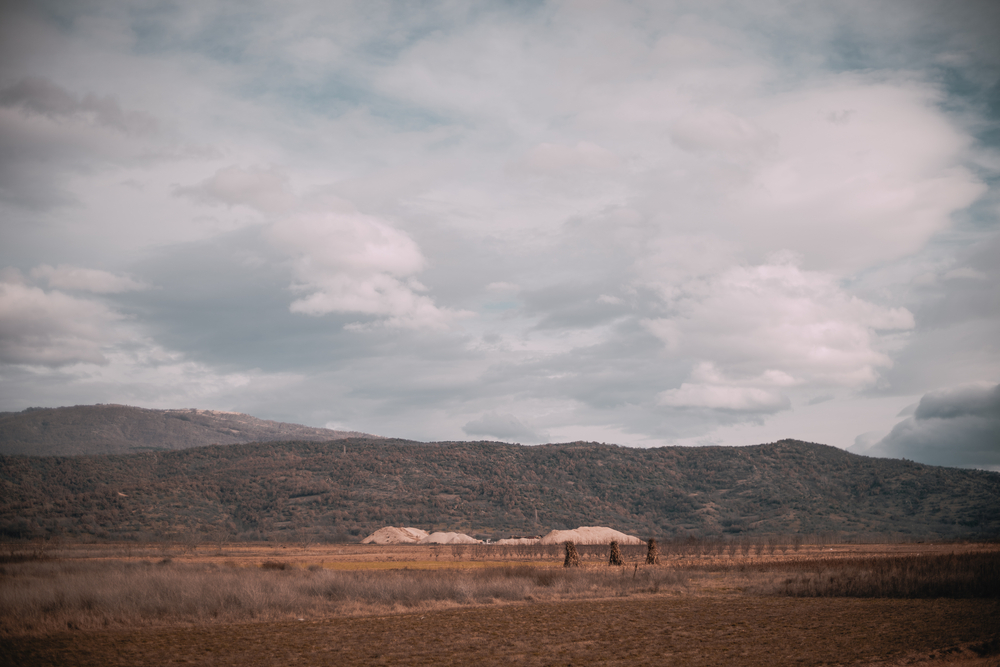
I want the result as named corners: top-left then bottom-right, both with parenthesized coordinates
top-left (657, 361), bottom-right (795, 413)
top-left (724, 77), bottom-right (987, 271)
top-left (30, 264), bottom-right (148, 294)
top-left (0, 271), bottom-right (126, 366)
top-left (0, 337), bottom-right (307, 417)
top-left (645, 260), bottom-right (914, 413)
top-left (174, 165), bottom-right (295, 214)
top-left (267, 202), bottom-right (467, 329)
top-left (1, 2), bottom-right (996, 449)
top-left (670, 109), bottom-right (776, 157)
top-left (55, 344), bottom-right (305, 411)
top-left (0, 77), bottom-right (163, 208)
top-left (513, 141), bottom-right (621, 174)
top-left (658, 382), bottom-right (789, 413)
top-left (0, 268), bottom-right (306, 414)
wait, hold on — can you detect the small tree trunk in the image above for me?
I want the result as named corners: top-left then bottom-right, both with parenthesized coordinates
top-left (563, 540), bottom-right (580, 568)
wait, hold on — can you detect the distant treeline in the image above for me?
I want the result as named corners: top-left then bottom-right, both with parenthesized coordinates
top-left (1, 438), bottom-right (998, 543)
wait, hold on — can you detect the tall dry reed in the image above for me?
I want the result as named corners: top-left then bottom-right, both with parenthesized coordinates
top-left (759, 552), bottom-right (999, 598)
top-left (0, 559), bottom-right (686, 636)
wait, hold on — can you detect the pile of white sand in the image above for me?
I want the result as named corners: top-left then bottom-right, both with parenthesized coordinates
top-left (361, 526), bottom-right (483, 544)
top-left (418, 531), bottom-right (483, 544)
top-left (360, 526), bottom-right (430, 544)
top-left (538, 526), bottom-right (643, 545)
top-left (363, 525), bottom-right (637, 546)
top-left (495, 537), bottom-right (540, 545)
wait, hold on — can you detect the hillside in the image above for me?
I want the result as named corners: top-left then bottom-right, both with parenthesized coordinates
top-left (2, 439), bottom-right (998, 542)
top-left (0, 405), bottom-right (379, 456)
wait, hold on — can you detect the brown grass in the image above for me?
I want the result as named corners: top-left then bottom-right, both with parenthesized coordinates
top-left (0, 558), bottom-right (688, 636)
top-left (2, 542), bottom-right (1000, 666)
top-left (756, 552), bottom-right (1000, 598)
top-left (3, 543), bottom-right (997, 638)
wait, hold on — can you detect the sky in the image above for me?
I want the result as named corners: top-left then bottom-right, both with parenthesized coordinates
top-left (1, 1), bottom-right (998, 470)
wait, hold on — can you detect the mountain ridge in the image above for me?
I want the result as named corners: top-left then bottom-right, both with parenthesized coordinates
top-left (0, 404), bottom-right (380, 456)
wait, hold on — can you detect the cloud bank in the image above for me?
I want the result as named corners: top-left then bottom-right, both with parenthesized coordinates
top-left (862, 383), bottom-right (1000, 471)
top-left (0, 1), bottom-right (997, 463)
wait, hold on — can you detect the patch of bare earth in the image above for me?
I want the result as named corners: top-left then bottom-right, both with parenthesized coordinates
top-left (3, 597), bottom-right (998, 666)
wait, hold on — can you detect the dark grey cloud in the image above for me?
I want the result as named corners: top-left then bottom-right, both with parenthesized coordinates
top-left (915, 234), bottom-right (1000, 330)
top-left (879, 232), bottom-right (1000, 395)
top-left (521, 282), bottom-right (632, 330)
top-left (865, 383), bottom-right (1000, 470)
top-left (0, 77), bottom-right (161, 209)
top-left (117, 227), bottom-right (372, 372)
top-left (0, 77), bottom-right (158, 134)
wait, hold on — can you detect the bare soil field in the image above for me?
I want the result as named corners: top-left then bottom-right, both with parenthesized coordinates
top-left (4, 596), bottom-right (998, 666)
top-left (2, 541), bottom-right (998, 666)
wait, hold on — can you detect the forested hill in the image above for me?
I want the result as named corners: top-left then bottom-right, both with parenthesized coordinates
top-left (2, 439), bottom-right (998, 543)
top-left (0, 404), bottom-right (379, 456)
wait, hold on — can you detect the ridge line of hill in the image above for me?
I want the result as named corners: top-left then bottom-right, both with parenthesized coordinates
top-left (0, 404), bottom-right (382, 456)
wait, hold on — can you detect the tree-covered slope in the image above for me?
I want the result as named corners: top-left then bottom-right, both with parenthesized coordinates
top-left (1, 439), bottom-right (997, 542)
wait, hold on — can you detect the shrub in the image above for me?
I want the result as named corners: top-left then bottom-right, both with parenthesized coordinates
top-left (260, 561), bottom-right (289, 570)
top-left (767, 552), bottom-right (1000, 598)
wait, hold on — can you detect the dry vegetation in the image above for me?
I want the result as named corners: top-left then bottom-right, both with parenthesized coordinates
top-left (2, 541), bottom-right (998, 666)
top-left (0, 558), bottom-right (687, 636)
top-left (749, 552), bottom-right (1000, 598)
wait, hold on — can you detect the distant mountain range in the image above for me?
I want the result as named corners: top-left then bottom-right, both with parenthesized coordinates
top-left (1, 431), bottom-right (998, 542)
top-left (0, 404), bottom-right (379, 456)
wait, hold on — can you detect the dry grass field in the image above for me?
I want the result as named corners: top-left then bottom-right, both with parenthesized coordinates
top-left (1, 541), bottom-right (998, 666)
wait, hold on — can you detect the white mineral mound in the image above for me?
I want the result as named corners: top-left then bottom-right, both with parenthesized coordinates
top-left (538, 526), bottom-right (643, 545)
top-left (495, 537), bottom-right (540, 545)
top-left (361, 526), bottom-right (430, 544)
top-left (417, 531), bottom-right (483, 544)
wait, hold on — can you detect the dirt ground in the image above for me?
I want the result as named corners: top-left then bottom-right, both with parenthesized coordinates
top-left (4, 596), bottom-right (998, 666)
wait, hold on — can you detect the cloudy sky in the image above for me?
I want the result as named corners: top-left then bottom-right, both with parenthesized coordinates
top-left (1, 1), bottom-right (998, 469)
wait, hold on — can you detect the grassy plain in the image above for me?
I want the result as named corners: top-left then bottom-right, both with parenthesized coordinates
top-left (2, 541), bottom-right (998, 666)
